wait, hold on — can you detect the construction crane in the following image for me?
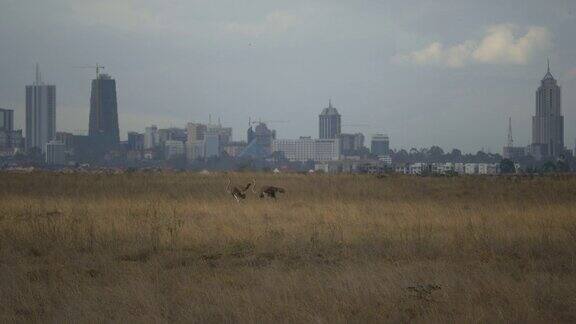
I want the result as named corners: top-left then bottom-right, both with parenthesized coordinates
top-left (74, 64), bottom-right (105, 79)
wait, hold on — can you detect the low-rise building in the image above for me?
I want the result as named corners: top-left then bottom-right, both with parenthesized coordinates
top-left (46, 140), bottom-right (66, 165)
top-left (378, 155), bottom-right (392, 165)
top-left (455, 163), bottom-right (465, 174)
top-left (272, 138), bottom-right (340, 162)
top-left (478, 163), bottom-right (500, 175)
top-left (164, 140), bottom-right (185, 159)
top-left (464, 163), bottom-right (478, 174)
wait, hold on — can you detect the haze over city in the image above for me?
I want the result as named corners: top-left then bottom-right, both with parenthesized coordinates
top-left (4, 2), bottom-right (576, 322)
top-left (1, 0), bottom-right (576, 152)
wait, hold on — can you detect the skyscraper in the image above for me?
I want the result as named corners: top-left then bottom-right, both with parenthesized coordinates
top-left (89, 73), bottom-right (119, 150)
top-left (26, 64), bottom-right (56, 152)
top-left (371, 134), bottom-right (390, 156)
top-left (127, 132), bottom-right (144, 151)
top-left (0, 108), bottom-right (14, 131)
top-left (531, 60), bottom-right (563, 159)
top-left (186, 122), bottom-right (207, 142)
top-left (144, 125), bottom-right (158, 149)
top-left (319, 100), bottom-right (341, 139)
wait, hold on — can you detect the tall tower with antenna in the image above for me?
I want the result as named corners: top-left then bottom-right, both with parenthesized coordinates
top-left (531, 59), bottom-right (563, 159)
top-left (503, 116), bottom-right (527, 159)
top-left (507, 117), bottom-right (513, 147)
top-left (25, 63), bottom-right (56, 152)
top-left (88, 69), bottom-right (119, 151)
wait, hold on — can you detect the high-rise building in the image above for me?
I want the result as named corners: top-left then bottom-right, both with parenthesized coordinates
top-left (247, 125), bottom-right (255, 144)
top-left (212, 125), bottom-right (233, 146)
top-left (0, 108), bottom-right (19, 152)
top-left (186, 140), bottom-right (205, 161)
top-left (0, 108), bottom-right (14, 131)
top-left (89, 73), bottom-right (119, 150)
top-left (0, 130), bottom-right (23, 151)
top-left (45, 140), bottom-right (66, 165)
top-left (186, 123), bottom-right (207, 142)
top-left (158, 127), bottom-right (186, 146)
top-left (127, 132), bottom-right (144, 151)
top-left (239, 122), bottom-right (277, 159)
top-left (531, 60), bottom-right (563, 159)
top-left (371, 134), bottom-right (390, 156)
top-left (164, 140), bottom-right (185, 159)
top-left (26, 64), bottom-right (56, 152)
top-left (55, 132), bottom-right (75, 158)
top-left (319, 100), bottom-right (341, 139)
top-left (204, 134), bottom-right (220, 158)
top-left (339, 133), bottom-right (365, 155)
top-left (144, 125), bottom-right (158, 149)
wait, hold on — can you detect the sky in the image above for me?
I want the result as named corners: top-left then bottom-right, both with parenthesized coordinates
top-left (0, 0), bottom-right (575, 153)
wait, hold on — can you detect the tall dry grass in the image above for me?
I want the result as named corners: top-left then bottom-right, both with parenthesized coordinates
top-left (0, 172), bottom-right (575, 322)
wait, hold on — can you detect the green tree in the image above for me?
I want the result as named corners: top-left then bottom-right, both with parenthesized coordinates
top-left (500, 159), bottom-right (515, 174)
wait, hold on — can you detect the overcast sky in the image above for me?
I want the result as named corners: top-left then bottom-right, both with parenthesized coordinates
top-left (1, 0), bottom-right (575, 153)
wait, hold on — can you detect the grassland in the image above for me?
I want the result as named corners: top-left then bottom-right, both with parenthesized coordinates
top-left (0, 172), bottom-right (575, 323)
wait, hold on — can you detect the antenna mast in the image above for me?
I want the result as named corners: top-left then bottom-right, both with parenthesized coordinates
top-left (507, 117), bottom-right (513, 147)
top-left (35, 63), bottom-right (42, 85)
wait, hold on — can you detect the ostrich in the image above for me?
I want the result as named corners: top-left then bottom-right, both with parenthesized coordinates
top-left (225, 178), bottom-right (253, 203)
top-left (252, 179), bottom-right (286, 199)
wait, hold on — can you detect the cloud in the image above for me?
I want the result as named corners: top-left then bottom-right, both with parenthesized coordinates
top-left (67, 0), bottom-right (161, 31)
top-left (566, 68), bottom-right (576, 80)
top-left (222, 11), bottom-right (300, 37)
top-left (394, 24), bottom-right (552, 68)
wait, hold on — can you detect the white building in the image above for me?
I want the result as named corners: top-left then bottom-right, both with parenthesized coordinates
top-left (272, 138), bottom-right (340, 162)
top-left (435, 162), bottom-right (454, 174)
top-left (378, 155), bottom-right (392, 165)
top-left (314, 163), bottom-right (340, 173)
top-left (464, 163), bottom-right (478, 174)
top-left (395, 165), bottom-right (409, 174)
top-left (164, 140), bottom-right (185, 159)
top-left (45, 140), bottom-right (65, 165)
top-left (478, 163), bottom-right (500, 175)
top-left (409, 162), bottom-right (429, 174)
top-left (144, 125), bottom-right (158, 149)
top-left (454, 163), bottom-right (465, 174)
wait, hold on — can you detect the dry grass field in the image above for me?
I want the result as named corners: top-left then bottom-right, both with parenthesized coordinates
top-left (1, 172), bottom-right (576, 323)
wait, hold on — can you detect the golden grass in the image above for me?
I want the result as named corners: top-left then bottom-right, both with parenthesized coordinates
top-left (1, 172), bottom-right (576, 322)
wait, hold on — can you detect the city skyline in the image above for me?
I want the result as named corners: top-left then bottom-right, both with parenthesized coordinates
top-left (4, 61), bottom-right (574, 155)
top-left (1, 1), bottom-right (575, 153)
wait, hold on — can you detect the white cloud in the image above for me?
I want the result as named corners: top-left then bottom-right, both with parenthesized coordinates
top-left (67, 0), bottom-right (162, 31)
top-left (222, 11), bottom-right (300, 37)
top-left (566, 68), bottom-right (576, 80)
top-left (394, 24), bottom-right (552, 68)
